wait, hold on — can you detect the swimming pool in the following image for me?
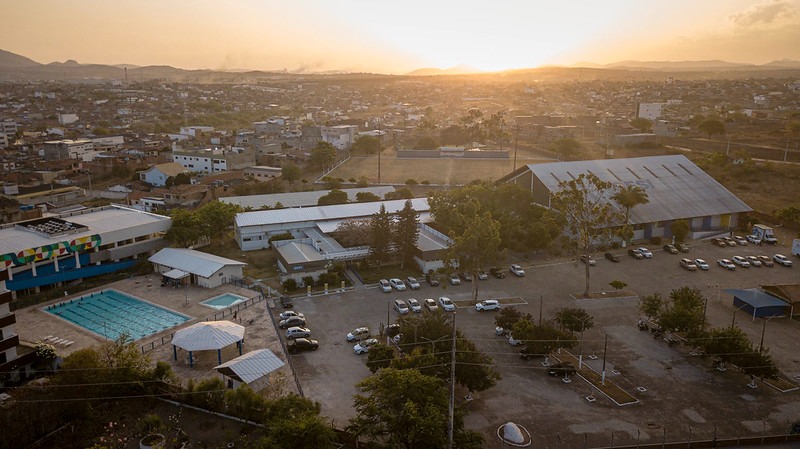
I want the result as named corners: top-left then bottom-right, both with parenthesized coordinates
top-left (200, 293), bottom-right (248, 310)
top-left (44, 289), bottom-right (191, 341)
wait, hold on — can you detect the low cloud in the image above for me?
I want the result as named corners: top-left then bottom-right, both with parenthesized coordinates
top-left (730, 0), bottom-right (795, 27)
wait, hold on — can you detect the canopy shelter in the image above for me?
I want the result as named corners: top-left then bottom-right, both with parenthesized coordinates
top-left (214, 349), bottom-right (285, 391)
top-left (172, 320), bottom-right (245, 367)
top-left (726, 288), bottom-right (790, 320)
top-left (162, 268), bottom-right (190, 287)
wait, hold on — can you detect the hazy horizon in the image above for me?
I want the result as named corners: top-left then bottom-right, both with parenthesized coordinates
top-left (4, 0), bottom-right (800, 74)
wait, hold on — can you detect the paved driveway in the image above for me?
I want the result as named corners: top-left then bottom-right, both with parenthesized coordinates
top-left (273, 240), bottom-right (800, 447)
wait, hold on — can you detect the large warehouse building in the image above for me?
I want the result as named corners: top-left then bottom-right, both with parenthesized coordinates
top-left (498, 155), bottom-right (752, 241)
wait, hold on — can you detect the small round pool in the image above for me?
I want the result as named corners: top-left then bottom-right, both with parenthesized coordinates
top-left (200, 293), bottom-right (248, 310)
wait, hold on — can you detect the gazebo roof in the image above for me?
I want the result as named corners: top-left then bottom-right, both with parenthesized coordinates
top-left (172, 320), bottom-right (245, 352)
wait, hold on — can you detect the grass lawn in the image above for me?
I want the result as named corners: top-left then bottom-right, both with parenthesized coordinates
top-left (201, 235), bottom-right (280, 284)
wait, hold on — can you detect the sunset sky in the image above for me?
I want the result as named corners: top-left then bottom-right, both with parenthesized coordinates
top-left (3, 0), bottom-right (800, 74)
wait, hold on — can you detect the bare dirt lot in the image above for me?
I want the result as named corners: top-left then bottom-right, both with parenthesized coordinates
top-left (280, 239), bottom-right (800, 448)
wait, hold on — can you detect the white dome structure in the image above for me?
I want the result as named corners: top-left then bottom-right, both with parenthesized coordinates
top-left (497, 421), bottom-right (532, 447)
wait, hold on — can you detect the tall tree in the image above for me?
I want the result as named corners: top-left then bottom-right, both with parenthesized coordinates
top-left (447, 206), bottom-right (502, 302)
top-left (554, 307), bottom-right (594, 335)
top-left (550, 173), bottom-right (624, 297)
top-left (552, 138), bottom-right (582, 160)
top-left (317, 189), bottom-right (348, 206)
top-left (369, 204), bottom-right (393, 266)
top-left (659, 287), bottom-right (707, 337)
top-left (394, 200), bottom-right (420, 269)
top-left (698, 118), bottom-right (726, 138)
top-left (281, 163), bottom-right (301, 184)
top-left (611, 184), bottom-right (649, 225)
top-left (351, 135), bottom-right (382, 155)
top-left (309, 141), bottom-right (337, 170)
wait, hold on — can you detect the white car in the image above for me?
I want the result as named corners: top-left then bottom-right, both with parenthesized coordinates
top-left (774, 254), bottom-right (793, 267)
top-left (732, 256), bottom-right (750, 268)
top-left (508, 334), bottom-right (522, 346)
top-left (406, 277), bottom-right (421, 290)
top-left (353, 338), bottom-right (379, 355)
top-left (475, 299), bottom-right (500, 311)
top-left (378, 279), bottom-right (392, 293)
top-left (407, 298), bottom-right (422, 313)
top-left (694, 259), bottom-right (710, 270)
top-left (393, 299), bottom-right (410, 314)
top-left (390, 278), bottom-right (407, 291)
top-left (279, 310), bottom-right (304, 320)
top-left (449, 273), bottom-right (461, 285)
top-left (477, 271), bottom-right (488, 280)
top-left (346, 327), bottom-right (370, 341)
top-left (717, 259), bottom-right (736, 270)
top-left (746, 234), bottom-right (761, 244)
top-left (745, 255), bottom-right (762, 267)
top-left (286, 326), bottom-right (311, 340)
top-left (510, 264), bottom-right (525, 277)
top-left (637, 247), bottom-right (653, 258)
top-left (424, 298), bottom-right (438, 311)
top-left (438, 296), bottom-right (456, 312)
top-left (679, 258), bottom-right (697, 271)
top-left (733, 235), bottom-right (748, 245)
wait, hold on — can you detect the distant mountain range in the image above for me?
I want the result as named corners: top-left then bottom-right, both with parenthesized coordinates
top-left (2, 48), bottom-right (800, 82)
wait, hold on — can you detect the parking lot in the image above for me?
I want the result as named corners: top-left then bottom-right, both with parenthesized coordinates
top-left (272, 240), bottom-right (800, 447)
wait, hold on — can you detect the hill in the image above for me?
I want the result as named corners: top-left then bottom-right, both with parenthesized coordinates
top-left (0, 49), bottom-right (41, 68)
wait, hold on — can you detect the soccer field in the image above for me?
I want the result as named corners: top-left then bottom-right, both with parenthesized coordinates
top-left (326, 156), bottom-right (553, 186)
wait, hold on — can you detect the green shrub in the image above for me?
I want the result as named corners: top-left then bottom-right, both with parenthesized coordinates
top-left (282, 279), bottom-right (298, 292)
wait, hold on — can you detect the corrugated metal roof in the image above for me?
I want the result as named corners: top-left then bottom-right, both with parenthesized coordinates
top-left (214, 349), bottom-right (285, 384)
top-left (525, 155), bottom-right (752, 224)
top-left (220, 186), bottom-right (396, 210)
top-left (0, 205), bottom-right (171, 256)
top-left (235, 197), bottom-right (430, 228)
top-left (725, 288), bottom-right (789, 308)
top-left (172, 320), bottom-right (246, 351)
top-left (148, 248), bottom-right (246, 278)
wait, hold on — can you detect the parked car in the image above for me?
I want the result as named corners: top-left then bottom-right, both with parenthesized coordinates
top-left (722, 237), bottom-right (737, 247)
top-left (579, 255), bottom-right (596, 266)
top-left (628, 248), bottom-right (644, 259)
top-left (663, 244), bottom-right (678, 254)
top-left (449, 273), bottom-right (461, 285)
top-left (393, 299), bottom-right (410, 314)
top-left (288, 338), bottom-right (318, 354)
top-left (390, 278), bottom-right (407, 291)
top-left (425, 274), bottom-right (440, 286)
top-left (475, 299), bottom-right (501, 311)
top-left (733, 235), bottom-right (748, 246)
top-left (346, 327), bottom-right (371, 341)
top-left (717, 259), bottom-right (736, 270)
top-left (508, 334), bottom-right (522, 346)
top-left (286, 326), bottom-right (311, 340)
top-left (548, 362), bottom-right (577, 377)
top-left (438, 296), bottom-right (456, 311)
top-left (495, 326), bottom-right (509, 337)
top-left (353, 338), bottom-right (379, 355)
top-left (386, 323), bottom-right (401, 338)
top-left (746, 255), bottom-right (762, 267)
top-left (680, 258), bottom-right (697, 271)
top-left (710, 238), bottom-right (727, 248)
top-left (459, 272), bottom-right (474, 282)
top-left (280, 296), bottom-right (293, 309)
top-left (757, 255), bottom-right (774, 267)
top-left (510, 264), bottom-right (525, 277)
top-left (490, 267), bottom-right (506, 278)
top-left (605, 252), bottom-right (621, 262)
top-left (424, 298), bottom-right (438, 311)
top-left (406, 276), bottom-right (421, 290)
top-left (676, 243), bottom-right (690, 253)
top-left (637, 247), bottom-right (653, 258)
top-left (279, 316), bottom-right (307, 329)
top-left (378, 279), bottom-right (392, 293)
top-left (519, 346), bottom-right (539, 360)
top-left (407, 298), bottom-right (422, 313)
top-left (732, 256), bottom-right (750, 268)
top-left (746, 234), bottom-right (761, 244)
top-left (774, 254), bottom-right (793, 267)
top-left (477, 271), bottom-right (488, 280)
top-left (694, 259), bottom-right (710, 270)
top-left (279, 310), bottom-right (304, 320)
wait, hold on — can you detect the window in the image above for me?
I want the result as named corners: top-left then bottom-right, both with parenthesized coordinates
top-left (0, 351), bottom-right (6, 364)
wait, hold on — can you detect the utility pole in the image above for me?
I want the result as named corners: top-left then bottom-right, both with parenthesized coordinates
top-left (377, 121), bottom-right (382, 185)
top-left (512, 124), bottom-right (519, 173)
top-left (448, 312), bottom-right (457, 449)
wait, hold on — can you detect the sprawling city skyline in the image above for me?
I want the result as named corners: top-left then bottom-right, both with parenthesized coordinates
top-left (3, 0), bottom-right (800, 73)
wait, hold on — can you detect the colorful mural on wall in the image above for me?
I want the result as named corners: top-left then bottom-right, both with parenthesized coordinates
top-left (0, 234), bottom-right (101, 268)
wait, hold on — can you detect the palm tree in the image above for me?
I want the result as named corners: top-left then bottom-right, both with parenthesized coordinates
top-left (612, 184), bottom-right (649, 224)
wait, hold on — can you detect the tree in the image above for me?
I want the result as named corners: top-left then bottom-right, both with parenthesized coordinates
top-left (165, 209), bottom-right (203, 247)
top-left (369, 204), bottom-right (393, 265)
top-left (698, 118), bottom-right (726, 138)
top-left (630, 117), bottom-right (652, 133)
top-left (415, 135), bottom-right (438, 150)
top-left (355, 191), bottom-right (380, 202)
top-left (281, 163), bottom-right (301, 184)
top-left (440, 125), bottom-right (469, 145)
top-left (554, 308), bottom-right (594, 335)
top-left (459, 108), bottom-right (485, 144)
top-left (351, 135), bottom-right (382, 155)
top-left (385, 187), bottom-right (413, 200)
top-left (447, 207), bottom-right (502, 301)
top-left (495, 307), bottom-right (528, 331)
top-left (670, 219), bottom-right (690, 243)
top-left (609, 280), bottom-right (627, 290)
top-left (366, 344), bottom-right (395, 373)
top-left (349, 368), bottom-right (479, 449)
top-left (394, 200), bottom-right (420, 269)
top-left (658, 287), bottom-right (706, 336)
top-left (775, 206), bottom-right (800, 226)
top-left (317, 189), bottom-right (348, 206)
top-left (195, 201), bottom-right (242, 239)
top-left (309, 141), bottom-right (337, 170)
top-left (332, 219), bottom-right (371, 247)
top-left (551, 173), bottom-right (624, 297)
top-left (611, 184), bottom-right (649, 226)
top-left (262, 395), bottom-right (336, 449)
top-left (639, 293), bottom-right (664, 321)
top-left (552, 138), bottom-right (581, 160)
top-left (512, 319), bottom-right (576, 357)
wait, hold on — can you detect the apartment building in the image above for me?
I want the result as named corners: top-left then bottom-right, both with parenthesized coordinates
top-left (172, 147), bottom-right (255, 174)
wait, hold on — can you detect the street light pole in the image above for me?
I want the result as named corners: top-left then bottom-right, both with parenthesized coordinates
top-left (448, 312), bottom-right (456, 449)
top-left (758, 316), bottom-right (777, 353)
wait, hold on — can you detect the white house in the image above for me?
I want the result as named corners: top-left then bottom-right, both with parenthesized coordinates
top-left (139, 162), bottom-right (188, 187)
top-left (148, 248), bottom-right (246, 289)
top-left (321, 125), bottom-right (357, 150)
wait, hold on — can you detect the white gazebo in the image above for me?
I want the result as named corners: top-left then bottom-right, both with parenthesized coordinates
top-left (214, 349), bottom-right (285, 391)
top-left (172, 321), bottom-right (245, 367)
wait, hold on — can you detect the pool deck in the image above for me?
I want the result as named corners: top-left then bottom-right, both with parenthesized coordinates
top-left (15, 275), bottom-right (297, 395)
